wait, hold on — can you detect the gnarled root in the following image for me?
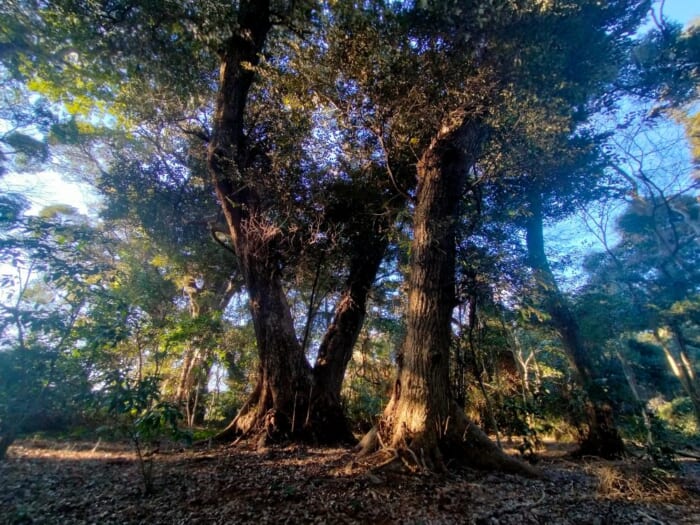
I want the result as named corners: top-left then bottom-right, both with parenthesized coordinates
top-left (356, 404), bottom-right (541, 478)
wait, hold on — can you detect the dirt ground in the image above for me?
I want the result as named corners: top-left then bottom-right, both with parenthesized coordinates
top-left (1, 437), bottom-right (699, 524)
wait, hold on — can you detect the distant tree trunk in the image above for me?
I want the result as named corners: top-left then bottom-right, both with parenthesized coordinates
top-left (615, 344), bottom-right (653, 448)
top-left (176, 275), bottom-right (236, 426)
top-left (525, 189), bottom-right (625, 459)
top-left (358, 112), bottom-right (537, 476)
top-left (466, 297), bottom-right (501, 446)
top-left (672, 326), bottom-right (700, 427)
top-left (655, 326), bottom-right (700, 427)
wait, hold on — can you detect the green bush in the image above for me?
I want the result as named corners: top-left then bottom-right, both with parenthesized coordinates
top-left (103, 371), bottom-right (191, 494)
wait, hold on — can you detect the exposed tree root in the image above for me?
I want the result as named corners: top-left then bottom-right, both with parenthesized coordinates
top-left (356, 408), bottom-right (541, 478)
top-left (209, 385), bottom-right (262, 444)
top-left (209, 384), bottom-right (356, 448)
top-left (447, 419), bottom-right (541, 477)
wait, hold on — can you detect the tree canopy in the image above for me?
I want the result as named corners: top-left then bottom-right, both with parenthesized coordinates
top-left (1, 0), bottom-right (698, 489)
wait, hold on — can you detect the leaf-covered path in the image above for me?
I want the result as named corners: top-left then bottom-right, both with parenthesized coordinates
top-left (1, 439), bottom-right (698, 524)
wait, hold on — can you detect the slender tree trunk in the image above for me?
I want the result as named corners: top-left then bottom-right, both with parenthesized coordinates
top-left (176, 345), bottom-right (196, 407)
top-left (615, 344), bottom-right (653, 447)
top-left (655, 326), bottom-right (700, 427)
top-left (525, 189), bottom-right (624, 459)
top-left (467, 298), bottom-right (501, 447)
top-left (311, 236), bottom-right (389, 443)
top-left (359, 112), bottom-right (537, 476)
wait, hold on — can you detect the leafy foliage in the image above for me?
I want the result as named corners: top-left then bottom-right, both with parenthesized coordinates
top-left (0, 0), bottom-right (698, 468)
top-left (102, 370), bottom-right (190, 494)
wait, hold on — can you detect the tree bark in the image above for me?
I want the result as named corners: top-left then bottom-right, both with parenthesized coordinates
top-left (525, 189), bottom-right (625, 459)
top-left (311, 235), bottom-right (389, 443)
top-left (207, 2), bottom-right (394, 444)
top-left (360, 112), bottom-right (537, 476)
top-left (207, 1), bottom-right (314, 442)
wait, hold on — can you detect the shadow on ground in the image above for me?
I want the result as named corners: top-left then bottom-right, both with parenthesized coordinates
top-left (1, 438), bottom-right (698, 524)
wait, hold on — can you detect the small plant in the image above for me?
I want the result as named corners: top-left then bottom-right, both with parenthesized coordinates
top-left (103, 371), bottom-right (191, 494)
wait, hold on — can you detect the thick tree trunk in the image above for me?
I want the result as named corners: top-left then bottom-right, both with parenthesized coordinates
top-left (207, 1), bottom-right (315, 442)
top-left (215, 254), bottom-right (315, 442)
top-left (525, 189), bottom-right (625, 459)
top-left (361, 112), bottom-right (537, 476)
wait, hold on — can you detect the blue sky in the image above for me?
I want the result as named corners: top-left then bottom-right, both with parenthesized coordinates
top-left (661, 0), bottom-right (699, 26)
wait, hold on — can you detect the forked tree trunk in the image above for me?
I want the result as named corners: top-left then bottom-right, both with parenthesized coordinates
top-left (208, 1), bottom-right (391, 444)
top-left (359, 112), bottom-right (537, 477)
top-left (525, 189), bottom-right (625, 459)
top-left (216, 229), bottom-right (390, 444)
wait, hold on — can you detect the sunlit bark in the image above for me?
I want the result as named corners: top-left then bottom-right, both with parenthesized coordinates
top-left (360, 111), bottom-right (537, 476)
top-left (655, 326), bottom-right (700, 426)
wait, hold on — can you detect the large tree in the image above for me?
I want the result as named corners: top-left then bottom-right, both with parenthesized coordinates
top-left (5, 0), bottom-right (402, 443)
top-left (321, 0), bottom-right (542, 473)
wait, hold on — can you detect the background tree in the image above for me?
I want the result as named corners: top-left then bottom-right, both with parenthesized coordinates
top-left (0, 202), bottom-right (110, 458)
top-left (4, 0), bottom-right (403, 443)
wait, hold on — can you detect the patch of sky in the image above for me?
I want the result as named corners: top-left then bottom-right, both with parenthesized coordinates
top-left (547, 105), bottom-right (696, 292)
top-left (1, 170), bottom-right (101, 217)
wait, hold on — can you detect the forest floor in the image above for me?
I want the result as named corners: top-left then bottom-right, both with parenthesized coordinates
top-left (1, 436), bottom-right (699, 524)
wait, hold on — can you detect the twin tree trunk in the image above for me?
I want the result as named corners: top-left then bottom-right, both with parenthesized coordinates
top-left (215, 213), bottom-right (389, 443)
top-left (208, 0), bottom-right (386, 444)
top-left (361, 112), bottom-right (537, 476)
top-left (525, 189), bottom-right (625, 459)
